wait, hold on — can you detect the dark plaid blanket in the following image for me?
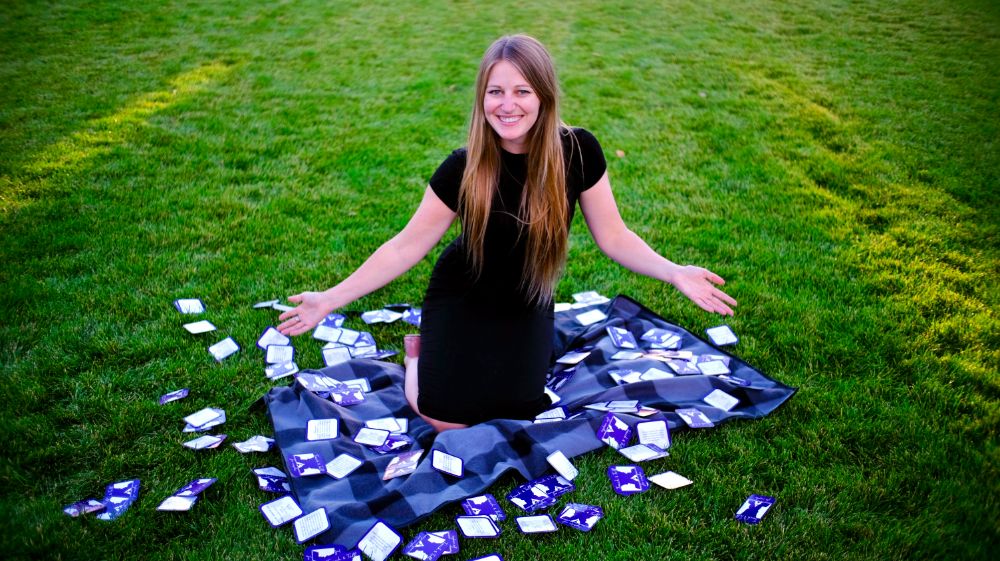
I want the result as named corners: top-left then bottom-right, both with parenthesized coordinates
top-left (263, 295), bottom-right (796, 546)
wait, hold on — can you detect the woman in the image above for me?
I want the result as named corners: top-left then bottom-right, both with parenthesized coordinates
top-left (277, 35), bottom-right (736, 432)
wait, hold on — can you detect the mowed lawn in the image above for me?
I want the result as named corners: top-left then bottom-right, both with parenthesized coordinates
top-left (1, 1), bottom-right (997, 560)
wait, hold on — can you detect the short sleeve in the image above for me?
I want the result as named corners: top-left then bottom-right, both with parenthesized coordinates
top-left (566, 128), bottom-right (607, 194)
top-left (428, 149), bottom-right (467, 212)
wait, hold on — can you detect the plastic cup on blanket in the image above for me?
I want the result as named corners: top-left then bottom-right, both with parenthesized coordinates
top-left (404, 334), bottom-right (421, 359)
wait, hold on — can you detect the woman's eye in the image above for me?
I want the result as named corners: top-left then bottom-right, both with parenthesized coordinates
top-left (487, 89), bottom-right (501, 95)
top-left (518, 89), bottom-right (531, 95)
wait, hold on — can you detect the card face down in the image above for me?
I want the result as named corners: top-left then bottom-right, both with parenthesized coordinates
top-left (431, 450), bottom-right (464, 477)
top-left (649, 471), bottom-right (693, 490)
top-left (735, 494), bottom-right (776, 524)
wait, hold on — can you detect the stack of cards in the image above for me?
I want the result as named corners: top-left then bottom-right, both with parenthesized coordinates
top-left (95, 479), bottom-right (141, 521)
top-left (157, 478), bottom-right (216, 512)
top-left (555, 503), bottom-right (603, 532)
top-left (507, 475), bottom-right (575, 513)
top-left (63, 499), bottom-right (106, 518)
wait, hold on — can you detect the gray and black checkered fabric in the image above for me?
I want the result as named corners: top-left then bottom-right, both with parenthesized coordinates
top-left (263, 295), bottom-right (796, 546)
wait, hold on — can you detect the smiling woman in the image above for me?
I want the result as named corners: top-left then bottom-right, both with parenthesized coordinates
top-left (277, 34), bottom-right (736, 432)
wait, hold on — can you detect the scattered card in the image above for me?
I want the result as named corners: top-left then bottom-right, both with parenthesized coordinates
top-left (705, 324), bottom-right (738, 346)
top-left (703, 388), bottom-right (740, 411)
top-left (555, 503), bottom-right (603, 532)
top-left (607, 465), bottom-right (650, 496)
top-left (555, 350), bottom-right (591, 365)
top-left (675, 407), bottom-right (714, 428)
top-left (208, 337), bottom-right (239, 361)
top-left (383, 450), bottom-right (422, 480)
top-left (183, 320), bottom-right (216, 334)
top-left (649, 471), bottom-right (693, 490)
top-left (265, 361), bottom-right (299, 380)
top-left (260, 495), bottom-right (303, 527)
top-left (183, 434), bottom-right (226, 450)
top-left (159, 388), bottom-right (189, 405)
top-left (575, 309), bottom-right (607, 326)
top-left (606, 326), bottom-right (638, 349)
top-left (253, 467), bottom-right (290, 493)
top-left (294, 508), bottom-right (331, 543)
top-left (174, 298), bottom-right (205, 314)
top-left (596, 412), bottom-right (632, 449)
top-left (636, 420), bottom-right (671, 449)
top-left (431, 450), bottom-right (464, 477)
top-left (257, 326), bottom-right (290, 350)
top-left (455, 515), bottom-right (501, 538)
top-left (265, 344), bottom-right (295, 364)
top-left (462, 494), bottom-right (505, 521)
top-left (157, 495), bottom-right (197, 512)
top-left (697, 359), bottom-right (731, 376)
top-left (306, 419), bottom-right (339, 441)
top-left (546, 450), bottom-right (578, 481)
top-left (618, 443), bottom-right (669, 462)
top-left (325, 453), bottom-right (364, 479)
top-left (735, 494), bottom-right (775, 524)
top-left (354, 427), bottom-right (390, 447)
top-left (356, 519), bottom-right (403, 561)
top-left (516, 514), bottom-right (558, 534)
top-left (287, 453), bottom-right (326, 477)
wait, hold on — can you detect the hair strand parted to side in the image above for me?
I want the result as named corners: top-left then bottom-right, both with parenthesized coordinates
top-left (460, 34), bottom-right (569, 306)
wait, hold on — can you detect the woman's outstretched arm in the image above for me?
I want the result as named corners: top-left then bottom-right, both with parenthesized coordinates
top-left (277, 186), bottom-right (456, 336)
top-left (578, 172), bottom-right (737, 316)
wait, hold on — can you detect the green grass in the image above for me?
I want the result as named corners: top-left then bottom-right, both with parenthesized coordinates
top-left (1, 0), bottom-right (998, 559)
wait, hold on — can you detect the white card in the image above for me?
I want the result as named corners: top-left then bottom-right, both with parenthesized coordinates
top-left (640, 367), bottom-right (674, 381)
top-left (357, 521), bottom-right (401, 561)
top-left (546, 450), bottom-right (578, 481)
top-left (294, 508), bottom-right (330, 543)
top-left (575, 309), bottom-right (607, 326)
top-left (183, 407), bottom-right (222, 428)
top-left (253, 299), bottom-right (279, 309)
top-left (556, 351), bottom-right (591, 365)
top-left (325, 454), bottom-right (364, 479)
top-left (208, 337), bottom-right (240, 361)
top-left (365, 417), bottom-right (401, 432)
top-left (618, 444), bottom-right (668, 462)
top-left (456, 515), bottom-right (500, 537)
top-left (306, 419), bottom-right (339, 441)
top-left (157, 495), bottom-right (197, 511)
top-left (338, 329), bottom-right (361, 346)
top-left (431, 450), bottom-right (463, 477)
top-left (610, 350), bottom-right (643, 360)
top-left (544, 387), bottom-right (561, 405)
top-left (175, 299), bottom-right (205, 314)
top-left (183, 320), bottom-right (216, 334)
top-left (703, 389), bottom-right (740, 411)
top-left (354, 428), bottom-right (389, 446)
top-left (649, 471), bottom-right (693, 490)
top-left (517, 514), bottom-right (557, 533)
top-left (343, 378), bottom-right (372, 393)
top-left (232, 435), bottom-right (274, 453)
top-left (265, 344), bottom-right (294, 364)
top-left (553, 302), bottom-right (572, 312)
top-left (697, 359), bottom-right (731, 376)
top-left (705, 325), bottom-right (738, 346)
top-left (313, 325), bottom-right (342, 343)
top-left (260, 495), bottom-right (302, 527)
top-left (636, 420), bottom-right (671, 449)
top-left (257, 327), bottom-right (290, 349)
top-left (272, 303), bottom-right (295, 312)
top-left (323, 346), bottom-right (352, 367)
top-left (392, 418), bottom-right (409, 434)
top-left (182, 434), bottom-right (224, 449)
top-left (573, 290), bottom-right (610, 305)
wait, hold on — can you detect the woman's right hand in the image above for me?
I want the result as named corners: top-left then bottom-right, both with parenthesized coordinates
top-left (277, 291), bottom-right (336, 336)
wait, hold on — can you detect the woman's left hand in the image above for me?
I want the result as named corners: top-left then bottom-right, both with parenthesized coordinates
top-left (671, 265), bottom-right (737, 316)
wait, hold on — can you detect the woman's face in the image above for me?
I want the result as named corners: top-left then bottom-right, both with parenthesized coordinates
top-left (483, 60), bottom-right (540, 154)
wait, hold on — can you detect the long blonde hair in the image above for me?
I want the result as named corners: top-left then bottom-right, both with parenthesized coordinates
top-left (460, 35), bottom-right (568, 306)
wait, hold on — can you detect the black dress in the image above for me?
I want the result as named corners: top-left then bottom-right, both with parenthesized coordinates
top-left (417, 127), bottom-right (607, 425)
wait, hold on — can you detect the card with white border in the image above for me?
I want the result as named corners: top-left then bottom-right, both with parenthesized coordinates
top-left (462, 494), bottom-right (506, 521)
top-left (323, 346), bottom-right (352, 367)
top-left (265, 344), bottom-right (295, 364)
top-left (735, 494), bottom-right (775, 524)
top-left (159, 388), bottom-right (189, 405)
top-left (618, 443), bottom-right (669, 462)
top-left (636, 420), bottom-right (671, 449)
top-left (354, 427), bottom-right (389, 447)
top-left (545, 450), bottom-right (578, 481)
top-left (697, 359), bottom-right (731, 376)
top-left (183, 407), bottom-right (223, 429)
top-left (174, 298), bottom-right (205, 314)
top-left (259, 495), bottom-right (303, 527)
top-left (455, 515), bottom-right (501, 538)
top-left (516, 514), bottom-right (558, 534)
top-left (704, 388), bottom-right (740, 411)
top-left (431, 450), bottom-right (464, 477)
top-left (356, 519), bottom-right (403, 561)
top-left (183, 320), bottom-right (216, 334)
top-left (365, 417), bottom-right (401, 432)
top-left (610, 350), bottom-right (643, 360)
top-left (313, 325), bottom-right (342, 343)
top-left (157, 495), bottom-right (198, 511)
top-left (574, 309), bottom-right (607, 326)
top-left (555, 350), bottom-right (591, 365)
top-left (294, 507), bottom-right (330, 543)
top-left (265, 361), bottom-right (299, 380)
top-left (208, 337), bottom-right (240, 361)
top-left (675, 407), bottom-right (715, 428)
top-left (306, 418), bottom-right (339, 441)
top-left (256, 326), bottom-right (290, 350)
top-left (287, 453), bottom-right (326, 477)
top-left (325, 453), bottom-right (364, 479)
top-left (606, 326), bottom-right (638, 349)
top-left (272, 303), bottom-right (295, 312)
top-left (382, 450), bottom-right (422, 480)
top-left (253, 299), bottom-right (279, 309)
top-left (705, 324), bottom-right (738, 346)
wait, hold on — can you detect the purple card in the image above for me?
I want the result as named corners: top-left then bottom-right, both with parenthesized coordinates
top-left (287, 453), bottom-right (326, 477)
top-left (555, 503), bottom-right (604, 532)
top-left (428, 530), bottom-right (458, 555)
top-left (607, 465), bottom-right (650, 496)
top-left (95, 479), bottom-right (141, 521)
top-left (159, 388), bottom-right (189, 405)
top-left (469, 556), bottom-right (504, 561)
top-left (371, 434), bottom-right (413, 454)
top-left (174, 298), bottom-right (205, 314)
top-left (174, 477), bottom-right (217, 497)
top-left (63, 499), bottom-right (106, 517)
top-left (403, 531), bottom-right (450, 561)
top-left (254, 466), bottom-right (290, 493)
top-left (319, 313), bottom-right (346, 328)
top-left (382, 450), bottom-right (422, 481)
top-left (735, 494), bottom-right (775, 524)
top-left (506, 485), bottom-right (557, 513)
top-left (596, 412), bottom-right (632, 449)
top-left (606, 326), bottom-right (638, 349)
top-left (675, 407), bottom-right (715, 428)
top-left (354, 331), bottom-right (377, 348)
top-left (402, 308), bottom-right (422, 327)
top-left (330, 386), bottom-right (366, 406)
top-left (462, 494), bottom-right (506, 521)
top-left (303, 544), bottom-right (347, 561)
top-left (640, 327), bottom-right (682, 345)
